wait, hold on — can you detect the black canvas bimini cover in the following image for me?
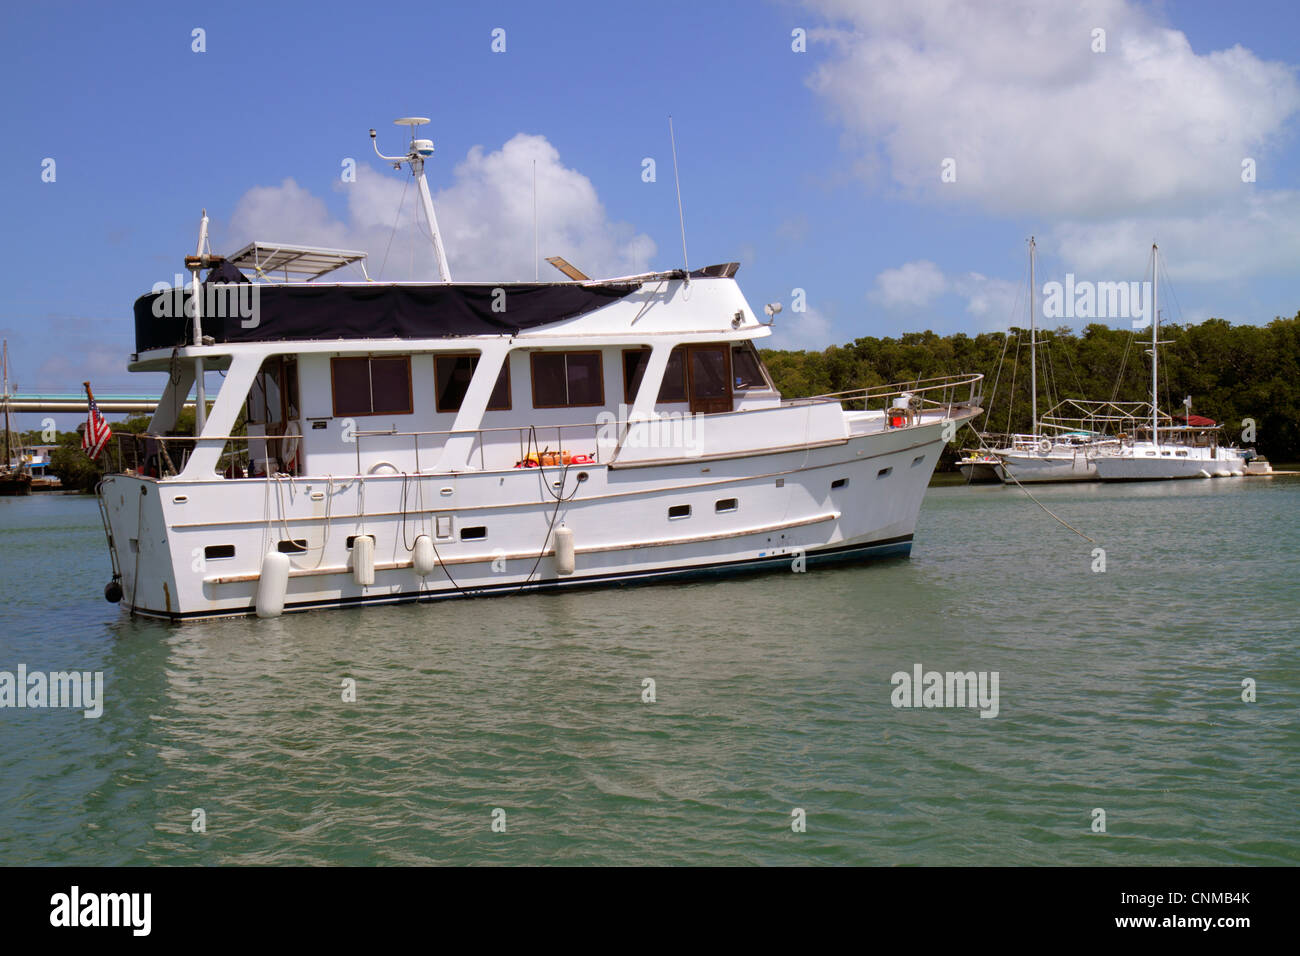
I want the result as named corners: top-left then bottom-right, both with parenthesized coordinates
top-left (133, 282), bottom-right (640, 353)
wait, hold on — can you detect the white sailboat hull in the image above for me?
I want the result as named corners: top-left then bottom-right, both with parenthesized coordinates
top-left (1092, 443), bottom-right (1246, 481)
top-left (998, 449), bottom-right (1098, 483)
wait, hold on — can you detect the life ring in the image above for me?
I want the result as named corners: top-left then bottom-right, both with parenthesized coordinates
top-left (280, 420), bottom-right (301, 473)
top-left (1037, 438), bottom-right (1052, 454)
top-left (367, 460), bottom-right (400, 475)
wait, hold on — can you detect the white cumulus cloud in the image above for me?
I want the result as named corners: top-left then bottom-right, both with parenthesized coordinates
top-left (869, 260), bottom-right (948, 307)
top-left (805, 0), bottom-right (1300, 220)
top-left (868, 261), bottom-right (1027, 330)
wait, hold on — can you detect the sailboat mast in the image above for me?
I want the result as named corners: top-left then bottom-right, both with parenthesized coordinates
top-left (2, 342), bottom-right (10, 469)
top-left (1029, 236), bottom-right (1037, 438)
top-left (1152, 243), bottom-right (1159, 448)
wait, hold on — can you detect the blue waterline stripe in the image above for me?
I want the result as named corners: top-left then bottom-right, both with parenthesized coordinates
top-left (152, 535), bottom-right (915, 621)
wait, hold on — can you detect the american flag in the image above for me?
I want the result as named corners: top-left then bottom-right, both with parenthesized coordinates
top-left (82, 388), bottom-right (112, 459)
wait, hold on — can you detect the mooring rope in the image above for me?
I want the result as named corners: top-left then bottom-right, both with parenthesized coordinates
top-left (966, 424), bottom-right (1097, 545)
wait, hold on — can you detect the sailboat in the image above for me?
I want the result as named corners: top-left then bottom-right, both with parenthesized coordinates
top-left (0, 342), bottom-right (33, 497)
top-left (1092, 245), bottom-right (1247, 481)
top-left (990, 238), bottom-right (1119, 483)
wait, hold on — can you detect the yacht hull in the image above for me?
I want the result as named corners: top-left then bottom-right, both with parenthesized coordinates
top-left (101, 420), bottom-right (955, 621)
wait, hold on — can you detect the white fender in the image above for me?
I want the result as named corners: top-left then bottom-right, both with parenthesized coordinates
top-left (353, 534), bottom-right (375, 586)
top-left (255, 550), bottom-right (290, 618)
top-left (412, 535), bottom-right (436, 577)
top-left (554, 525), bottom-right (575, 575)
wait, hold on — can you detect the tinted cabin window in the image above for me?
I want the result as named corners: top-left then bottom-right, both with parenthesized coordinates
top-left (331, 356), bottom-right (413, 417)
top-left (660, 348), bottom-right (687, 402)
top-left (623, 347), bottom-right (688, 404)
top-left (435, 355), bottom-right (511, 413)
top-left (530, 352), bottom-right (604, 407)
top-left (731, 343), bottom-right (767, 391)
top-left (623, 350), bottom-right (647, 404)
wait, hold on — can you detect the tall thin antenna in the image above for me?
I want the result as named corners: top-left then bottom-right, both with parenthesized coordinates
top-left (533, 159), bottom-right (539, 281)
top-left (668, 115), bottom-right (689, 278)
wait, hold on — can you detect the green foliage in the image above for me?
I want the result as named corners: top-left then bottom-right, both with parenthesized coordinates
top-left (761, 313), bottom-right (1300, 460)
top-left (48, 432), bottom-right (103, 493)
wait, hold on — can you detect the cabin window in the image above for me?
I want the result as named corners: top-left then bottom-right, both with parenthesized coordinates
top-left (331, 356), bottom-right (413, 417)
top-left (668, 504), bottom-right (691, 519)
top-left (530, 352), bottom-right (604, 408)
top-left (277, 539), bottom-right (308, 554)
top-left (731, 342), bottom-right (769, 391)
top-left (435, 355), bottom-right (511, 413)
top-left (831, 478), bottom-right (848, 489)
top-left (204, 544), bottom-right (235, 560)
top-left (623, 348), bottom-right (688, 403)
top-left (715, 498), bottom-right (738, 513)
top-left (460, 526), bottom-right (487, 541)
top-left (660, 348), bottom-right (687, 402)
top-left (877, 467), bottom-right (892, 478)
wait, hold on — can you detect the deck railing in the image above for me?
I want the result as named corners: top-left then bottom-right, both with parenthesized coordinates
top-left (104, 372), bottom-right (986, 479)
top-left (792, 372), bottom-right (984, 414)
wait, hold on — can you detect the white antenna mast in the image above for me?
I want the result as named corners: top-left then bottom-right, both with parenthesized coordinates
top-left (668, 116), bottom-right (689, 280)
top-left (371, 118), bottom-right (453, 283)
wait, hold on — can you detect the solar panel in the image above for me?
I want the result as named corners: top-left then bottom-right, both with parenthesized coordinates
top-left (226, 242), bottom-right (369, 281)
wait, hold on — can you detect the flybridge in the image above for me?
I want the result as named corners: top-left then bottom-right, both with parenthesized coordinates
top-left (133, 256), bottom-right (745, 354)
top-left (132, 280), bottom-right (641, 353)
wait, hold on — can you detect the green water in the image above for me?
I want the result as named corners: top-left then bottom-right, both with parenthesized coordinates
top-left (1, 479), bottom-right (1297, 865)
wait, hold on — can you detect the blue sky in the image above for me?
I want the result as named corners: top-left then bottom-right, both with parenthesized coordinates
top-left (2, 0), bottom-right (1299, 423)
